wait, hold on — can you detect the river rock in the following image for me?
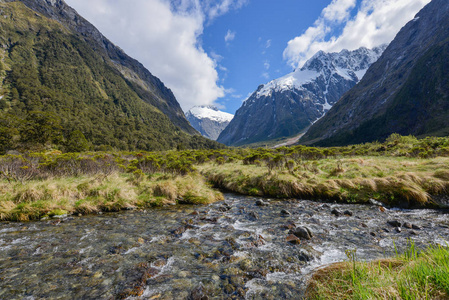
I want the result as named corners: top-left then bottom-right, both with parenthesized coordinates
top-left (248, 211), bottom-right (259, 221)
top-left (281, 222), bottom-right (296, 230)
top-left (331, 209), bottom-right (342, 217)
top-left (387, 220), bottom-right (402, 227)
top-left (403, 222), bottom-right (412, 229)
top-left (281, 209), bottom-right (291, 216)
top-left (297, 249), bottom-right (315, 262)
top-left (343, 210), bottom-right (353, 216)
top-left (395, 227), bottom-right (402, 233)
top-left (286, 234), bottom-right (300, 245)
top-left (256, 200), bottom-right (269, 206)
top-left (291, 226), bottom-right (313, 240)
top-left (412, 224), bottom-right (422, 230)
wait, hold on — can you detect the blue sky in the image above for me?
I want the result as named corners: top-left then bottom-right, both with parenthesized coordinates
top-left (202, 0), bottom-right (331, 113)
top-left (65, 0), bottom-right (430, 114)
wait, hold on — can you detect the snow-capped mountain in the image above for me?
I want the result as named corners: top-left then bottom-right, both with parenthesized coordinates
top-left (302, 0), bottom-right (449, 146)
top-left (217, 46), bottom-right (387, 146)
top-left (186, 106), bottom-right (234, 140)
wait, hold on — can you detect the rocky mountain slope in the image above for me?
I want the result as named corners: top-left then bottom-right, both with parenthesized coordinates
top-left (185, 106), bottom-right (233, 140)
top-left (217, 46), bottom-right (386, 146)
top-left (301, 0), bottom-right (449, 146)
top-left (0, 0), bottom-right (220, 152)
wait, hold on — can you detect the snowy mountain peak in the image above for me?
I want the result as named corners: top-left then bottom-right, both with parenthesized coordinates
top-left (219, 45), bottom-right (387, 146)
top-left (186, 106), bottom-right (234, 123)
top-left (252, 45), bottom-right (387, 100)
top-left (186, 106), bottom-right (234, 140)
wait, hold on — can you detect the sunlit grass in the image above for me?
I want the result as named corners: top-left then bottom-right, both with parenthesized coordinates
top-left (199, 156), bottom-right (449, 207)
top-left (306, 243), bottom-right (449, 299)
top-left (0, 173), bottom-right (223, 221)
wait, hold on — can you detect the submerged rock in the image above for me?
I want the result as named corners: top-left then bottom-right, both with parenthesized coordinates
top-left (248, 211), bottom-right (259, 221)
top-left (387, 220), bottom-right (402, 227)
top-left (331, 209), bottom-right (342, 217)
top-left (189, 283), bottom-right (209, 300)
top-left (256, 200), bottom-right (269, 207)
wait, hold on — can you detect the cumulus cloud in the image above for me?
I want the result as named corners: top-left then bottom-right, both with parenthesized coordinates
top-left (65, 0), bottom-right (247, 111)
top-left (283, 0), bottom-right (431, 68)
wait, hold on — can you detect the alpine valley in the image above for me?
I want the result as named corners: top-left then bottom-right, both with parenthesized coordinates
top-left (0, 0), bottom-right (221, 153)
top-left (217, 46), bottom-right (386, 147)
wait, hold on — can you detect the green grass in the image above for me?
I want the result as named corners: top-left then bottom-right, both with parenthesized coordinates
top-left (307, 243), bottom-right (449, 299)
top-left (1, 134), bottom-right (449, 220)
top-left (0, 173), bottom-right (223, 221)
top-left (199, 156), bottom-right (449, 207)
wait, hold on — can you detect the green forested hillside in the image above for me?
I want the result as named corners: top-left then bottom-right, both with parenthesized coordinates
top-left (0, 1), bottom-right (221, 153)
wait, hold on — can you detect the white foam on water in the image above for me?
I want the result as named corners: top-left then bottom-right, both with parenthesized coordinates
top-left (245, 278), bottom-right (269, 299)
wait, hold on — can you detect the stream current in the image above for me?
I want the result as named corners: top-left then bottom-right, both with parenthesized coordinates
top-left (1, 194), bottom-right (448, 299)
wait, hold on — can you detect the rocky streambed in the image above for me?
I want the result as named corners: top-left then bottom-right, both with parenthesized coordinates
top-left (0, 194), bottom-right (448, 299)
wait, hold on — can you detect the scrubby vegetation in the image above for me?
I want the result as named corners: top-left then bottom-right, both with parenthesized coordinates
top-left (306, 242), bottom-right (449, 299)
top-left (1, 134), bottom-right (449, 221)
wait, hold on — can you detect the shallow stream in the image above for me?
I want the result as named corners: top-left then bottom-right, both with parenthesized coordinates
top-left (1, 194), bottom-right (448, 299)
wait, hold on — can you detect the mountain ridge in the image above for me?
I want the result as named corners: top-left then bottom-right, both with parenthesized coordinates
top-left (300, 0), bottom-right (449, 146)
top-left (217, 46), bottom-right (386, 146)
top-left (3, 0), bottom-right (196, 134)
top-left (0, 0), bottom-right (223, 153)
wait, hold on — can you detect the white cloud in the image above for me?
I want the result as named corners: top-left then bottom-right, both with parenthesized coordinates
top-left (265, 39), bottom-right (272, 49)
top-left (65, 0), bottom-right (247, 111)
top-left (225, 30), bottom-right (236, 43)
top-left (264, 61), bottom-right (270, 70)
top-left (203, 0), bottom-right (249, 22)
top-left (283, 0), bottom-right (431, 68)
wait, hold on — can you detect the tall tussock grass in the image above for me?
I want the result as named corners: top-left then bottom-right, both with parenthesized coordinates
top-left (306, 242), bottom-right (449, 299)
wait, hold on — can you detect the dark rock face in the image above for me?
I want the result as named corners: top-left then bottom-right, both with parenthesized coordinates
top-left (10, 0), bottom-right (196, 134)
top-left (217, 46), bottom-right (385, 146)
top-left (302, 0), bottom-right (449, 146)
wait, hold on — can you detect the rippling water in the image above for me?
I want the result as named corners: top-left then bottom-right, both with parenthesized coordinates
top-left (1, 194), bottom-right (448, 299)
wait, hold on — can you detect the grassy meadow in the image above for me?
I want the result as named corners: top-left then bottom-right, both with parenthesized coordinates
top-left (1, 134), bottom-right (449, 221)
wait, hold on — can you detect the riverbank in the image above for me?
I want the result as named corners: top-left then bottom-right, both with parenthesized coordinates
top-left (200, 156), bottom-right (449, 208)
top-left (0, 173), bottom-right (223, 221)
top-left (306, 243), bottom-right (449, 299)
top-left (1, 134), bottom-right (449, 221)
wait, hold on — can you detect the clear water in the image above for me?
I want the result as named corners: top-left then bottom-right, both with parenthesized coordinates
top-left (1, 194), bottom-right (448, 299)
